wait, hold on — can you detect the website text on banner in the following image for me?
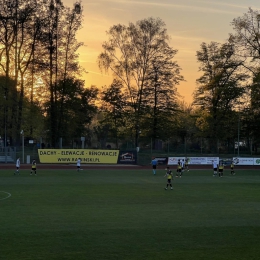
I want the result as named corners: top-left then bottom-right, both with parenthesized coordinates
top-left (38, 149), bottom-right (119, 164)
top-left (167, 157), bottom-right (219, 165)
top-left (167, 157), bottom-right (260, 166)
top-left (232, 158), bottom-right (254, 165)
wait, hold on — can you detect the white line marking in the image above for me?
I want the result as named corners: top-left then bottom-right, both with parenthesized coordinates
top-left (0, 191), bottom-right (11, 201)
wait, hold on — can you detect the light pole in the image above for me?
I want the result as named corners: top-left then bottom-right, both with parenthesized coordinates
top-left (237, 98), bottom-right (241, 157)
top-left (136, 129), bottom-right (141, 152)
top-left (20, 130), bottom-right (24, 163)
top-left (184, 137), bottom-right (187, 156)
top-left (4, 87), bottom-right (7, 163)
top-left (237, 113), bottom-right (240, 157)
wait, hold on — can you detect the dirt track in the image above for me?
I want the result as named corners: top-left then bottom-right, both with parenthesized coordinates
top-left (0, 164), bottom-right (259, 170)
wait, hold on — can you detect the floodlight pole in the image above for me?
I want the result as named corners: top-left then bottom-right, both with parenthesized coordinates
top-left (237, 114), bottom-right (240, 157)
top-left (4, 87), bottom-right (7, 163)
top-left (21, 130), bottom-right (24, 163)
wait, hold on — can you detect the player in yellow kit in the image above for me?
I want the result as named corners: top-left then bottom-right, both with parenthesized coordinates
top-left (230, 161), bottom-right (235, 175)
top-left (30, 159), bottom-right (37, 175)
top-left (164, 167), bottom-right (173, 190)
top-left (218, 161), bottom-right (224, 177)
top-left (185, 157), bottom-right (190, 172)
top-left (176, 160), bottom-right (182, 178)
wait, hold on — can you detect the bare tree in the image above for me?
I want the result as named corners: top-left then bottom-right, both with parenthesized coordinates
top-left (98, 17), bottom-right (183, 149)
top-left (230, 8), bottom-right (260, 70)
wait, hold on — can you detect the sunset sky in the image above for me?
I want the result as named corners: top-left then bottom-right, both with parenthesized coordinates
top-left (64, 0), bottom-right (260, 104)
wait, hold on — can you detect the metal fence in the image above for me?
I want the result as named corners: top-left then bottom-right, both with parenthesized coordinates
top-left (0, 137), bottom-right (255, 165)
top-left (0, 147), bottom-right (16, 163)
top-left (0, 145), bottom-right (39, 164)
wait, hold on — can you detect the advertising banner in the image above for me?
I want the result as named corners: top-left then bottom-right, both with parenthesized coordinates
top-left (168, 157), bottom-right (219, 165)
top-left (253, 158), bottom-right (260, 166)
top-left (167, 156), bottom-right (259, 166)
top-left (206, 157), bottom-right (219, 164)
top-left (232, 157), bottom-right (254, 165)
top-left (220, 158), bottom-right (233, 166)
top-left (154, 157), bottom-right (168, 165)
top-left (189, 157), bottom-right (207, 165)
top-left (117, 151), bottom-right (137, 164)
top-left (167, 157), bottom-right (185, 165)
top-left (38, 149), bottom-right (119, 164)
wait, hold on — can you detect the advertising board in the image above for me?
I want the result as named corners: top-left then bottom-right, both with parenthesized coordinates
top-left (232, 157), bottom-right (254, 165)
top-left (38, 149), bottom-right (119, 164)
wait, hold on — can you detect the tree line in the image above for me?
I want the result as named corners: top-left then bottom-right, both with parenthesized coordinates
top-left (1, 2), bottom-right (260, 154)
top-left (0, 0), bottom-right (97, 148)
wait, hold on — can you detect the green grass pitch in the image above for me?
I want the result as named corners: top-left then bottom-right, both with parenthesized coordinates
top-left (1, 168), bottom-right (260, 260)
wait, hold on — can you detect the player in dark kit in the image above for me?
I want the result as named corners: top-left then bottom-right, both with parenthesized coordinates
top-left (176, 160), bottom-right (182, 178)
top-left (185, 157), bottom-right (190, 172)
top-left (164, 167), bottom-right (173, 190)
top-left (218, 162), bottom-right (224, 177)
top-left (230, 161), bottom-right (235, 175)
top-left (30, 159), bottom-right (37, 175)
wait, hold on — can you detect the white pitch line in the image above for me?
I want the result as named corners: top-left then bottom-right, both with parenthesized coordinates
top-left (0, 191), bottom-right (11, 201)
